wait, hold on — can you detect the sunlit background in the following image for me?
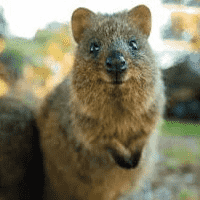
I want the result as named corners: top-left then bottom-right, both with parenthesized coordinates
top-left (1, 0), bottom-right (200, 121)
top-left (1, 0), bottom-right (200, 199)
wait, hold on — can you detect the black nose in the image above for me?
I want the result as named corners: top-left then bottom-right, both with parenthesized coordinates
top-left (106, 51), bottom-right (127, 73)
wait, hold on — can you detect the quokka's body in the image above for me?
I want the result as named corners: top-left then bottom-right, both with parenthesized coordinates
top-left (38, 5), bottom-right (165, 200)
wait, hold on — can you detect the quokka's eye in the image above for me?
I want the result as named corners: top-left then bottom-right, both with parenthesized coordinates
top-left (129, 40), bottom-right (137, 50)
top-left (90, 42), bottom-right (100, 54)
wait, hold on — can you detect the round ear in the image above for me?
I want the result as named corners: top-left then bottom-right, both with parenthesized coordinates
top-left (128, 5), bottom-right (151, 37)
top-left (71, 8), bottom-right (95, 44)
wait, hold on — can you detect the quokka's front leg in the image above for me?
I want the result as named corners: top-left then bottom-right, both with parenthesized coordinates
top-left (104, 138), bottom-right (144, 169)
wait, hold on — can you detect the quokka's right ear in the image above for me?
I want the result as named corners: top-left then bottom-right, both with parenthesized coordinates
top-left (71, 8), bottom-right (95, 43)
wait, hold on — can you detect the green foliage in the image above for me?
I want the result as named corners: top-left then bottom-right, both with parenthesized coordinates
top-left (160, 120), bottom-right (200, 166)
top-left (2, 23), bottom-right (73, 75)
top-left (5, 37), bottom-right (40, 57)
top-left (34, 23), bottom-right (73, 57)
top-left (179, 188), bottom-right (198, 200)
top-left (163, 145), bottom-right (200, 165)
top-left (161, 121), bottom-right (200, 137)
top-left (4, 37), bottom-right (43, 70)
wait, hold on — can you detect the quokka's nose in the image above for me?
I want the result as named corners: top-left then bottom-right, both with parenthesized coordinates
top-left (106, 51), bottom-right (127, 73)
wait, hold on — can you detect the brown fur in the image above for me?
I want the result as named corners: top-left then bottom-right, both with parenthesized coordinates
top-left (38, 5), bottom-right (165, 200)
top-left (0, 97), bottom-right (44, 200)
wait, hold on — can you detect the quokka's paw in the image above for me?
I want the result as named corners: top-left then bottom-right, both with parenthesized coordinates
top-left (107, 148), bottom-right (142, 169)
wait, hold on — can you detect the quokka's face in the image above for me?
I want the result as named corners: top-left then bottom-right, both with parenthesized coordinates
top-left (71, 5), bottom-right (158, 106)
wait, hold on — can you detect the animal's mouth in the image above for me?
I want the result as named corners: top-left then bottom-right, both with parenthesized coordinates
top-left (100, 79), bottom-right (124, 85)
top-left (98, 70), bottom-right (128, 85)
top-left (109, 73), bottom-right (125, 85)
top-left (100, 78), bottom-right (125, 85)
top-left (111, 80), bottom-right (123, 85)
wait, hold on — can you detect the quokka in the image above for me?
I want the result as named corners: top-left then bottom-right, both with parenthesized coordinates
top-left (38, 4), bottom-right (165, 200)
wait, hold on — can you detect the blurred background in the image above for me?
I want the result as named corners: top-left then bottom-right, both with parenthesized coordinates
top-left (1, 0), bottom-right (200, 121)
top-left (1, 1), bottom-right (200, 199)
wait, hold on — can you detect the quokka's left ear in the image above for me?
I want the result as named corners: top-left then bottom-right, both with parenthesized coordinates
top-left (128, 5), bottom-right (151, 37)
